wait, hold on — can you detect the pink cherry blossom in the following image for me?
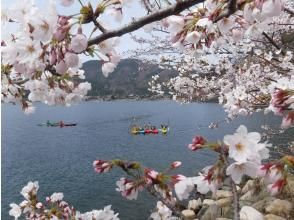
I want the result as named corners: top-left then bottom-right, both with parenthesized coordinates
top-left (144, 169), bottom-right (159, 184)
top-left (64, 52), bottom-right (79, 68)
top-left (93, 160), bottom-right (113, 173)
top-left (55, 60), bottom-right (67, 75)
top-left (70, 34), bottom-right (88, 53)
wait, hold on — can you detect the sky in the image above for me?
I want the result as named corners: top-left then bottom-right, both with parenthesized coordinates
top-left (1, 0), bottom-right (154, 62)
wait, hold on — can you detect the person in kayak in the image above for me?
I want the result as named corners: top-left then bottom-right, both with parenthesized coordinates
top-left (46, 120), bottom-right (51, 126)
top-left (59, 120), bottom-right (64, 127)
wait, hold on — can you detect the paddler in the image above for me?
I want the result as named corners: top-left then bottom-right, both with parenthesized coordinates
top-left (59, 120), bottom-right (64, 127)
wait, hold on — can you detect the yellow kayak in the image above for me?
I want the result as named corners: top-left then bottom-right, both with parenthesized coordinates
top-left (161, 128), bottom-right (168, 134)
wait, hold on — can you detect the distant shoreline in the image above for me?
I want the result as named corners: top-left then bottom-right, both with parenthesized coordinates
top-left (84, 96), bottom-right (219, 103)
top-left (84, 96), bottom-right (172, 102)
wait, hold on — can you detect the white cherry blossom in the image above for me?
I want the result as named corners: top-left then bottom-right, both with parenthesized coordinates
top-left (9, 203), bottom-right (21, 220)
top-left (174, 177), bottom-right (194, 200)
top-left (102, 62), bottom-right (117, 77)
top-left (70, 34), bottom-right (88, 53)
top-left (226, 161), bottom-right (259, 184)
top-left (50, 192), bottom-right (64, 202)
top-left (224, 125), bottom-right (263, 163)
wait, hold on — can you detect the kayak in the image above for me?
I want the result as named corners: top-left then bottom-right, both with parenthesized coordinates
top-left (37, 123), bottom-right (77, 127)
top-left (131, 129), bottom-right (159, 135)
top-left (37, 123), bottom-right (59, 127)
top-left (161, 128), bottom-right (168, 134)
top-left (60, 123), bottom-right (77, 127)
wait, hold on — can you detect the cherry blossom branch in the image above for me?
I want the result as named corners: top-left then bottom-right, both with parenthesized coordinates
top-left (88, 0), bottom-right (204, 46)
top-left (145, 185), bottom-right (184, 218)
top-left (262, 32), bottom-right (281, 51)
top-left (284, 7), bottom-right (294, 16)
top-left (142, 0), bottom-right (153, 13)
top-left (220, 147), bottom-right (240, 220)
top-left (92, 19), bottom-right (106, 33)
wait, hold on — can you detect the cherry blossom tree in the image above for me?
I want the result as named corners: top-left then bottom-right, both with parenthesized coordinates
top-left (3, 0), bottom-right (294, 220)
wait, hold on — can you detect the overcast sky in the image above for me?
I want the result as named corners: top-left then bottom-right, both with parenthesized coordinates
top-left (1, 0), bottom-right (153, 61)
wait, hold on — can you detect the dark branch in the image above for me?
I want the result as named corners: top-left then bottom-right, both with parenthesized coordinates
top-left (284, 7), bottom-right (294, 16)
top-left (88, 0), bottom-right (204, 46)
top-left (262, 32), bottom-right (283, 53)
top-left (92, 19), bottom-right (106, 33)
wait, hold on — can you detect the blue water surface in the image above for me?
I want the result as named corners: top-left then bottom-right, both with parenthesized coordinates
top-left (1, 101), bottom-right (280, 219)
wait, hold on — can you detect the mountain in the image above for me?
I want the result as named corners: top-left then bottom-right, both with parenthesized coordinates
top-left (81, 59), bottom-right (177, 99)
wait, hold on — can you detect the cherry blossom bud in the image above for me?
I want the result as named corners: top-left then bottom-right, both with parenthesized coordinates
top-left (58, 16), bottom-right (70, 26)
top-left (93, 160), bottom-right (112, 173)
top-left (171, 161), bottom-right (182, 169)
top-left (144, 169), bottom-right (159, 184)
top-left (267, 178), bottom-right (287, 195)
top-left (188, 136), bottom-right (207, 151)
top-left (64, 52), bottom-right (79, 68)
top-left (70, 34), bottom-right (88, 53)
top-left (171, 174), bottom-right (186, 183)
top-left (55, 60), bottom-right (67, 75)
top-left (281, 112), bottom-right (294, 129)
top-left (50, 49), bottom-right (57, 65)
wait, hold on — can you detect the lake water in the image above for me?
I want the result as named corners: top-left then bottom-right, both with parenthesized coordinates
top-left (1, 101), bottom-right (282, 220)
